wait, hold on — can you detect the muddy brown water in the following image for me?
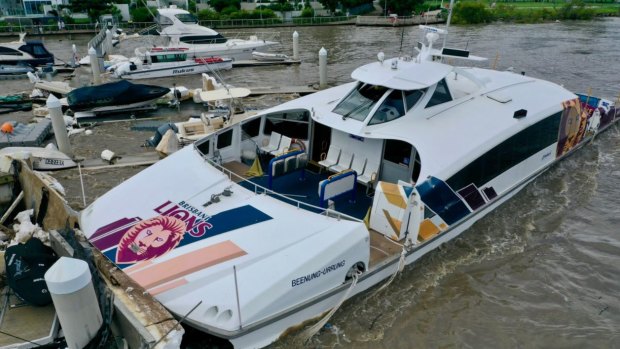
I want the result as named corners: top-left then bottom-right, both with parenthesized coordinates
top-left (2, 19), bottom-right (619, 348)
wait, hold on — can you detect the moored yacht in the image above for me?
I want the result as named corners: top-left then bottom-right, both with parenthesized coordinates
top-left (152, 6), bottom-right (277, 60)
top-left (79, 24), bottom-right (617, 349)
top-left (0, 33), bottom-right (54, 66)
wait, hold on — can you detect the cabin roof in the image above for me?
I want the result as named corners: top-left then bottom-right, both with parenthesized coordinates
top-left (351, 59), bottom-right (452, 90)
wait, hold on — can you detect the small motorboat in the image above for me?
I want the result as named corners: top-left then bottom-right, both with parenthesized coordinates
top-left (109, 48), bottom-right (233, 80)
top-left (66, 80), bottom-right (169, 115)
top-left (251, 51), bottom-right (290, 62)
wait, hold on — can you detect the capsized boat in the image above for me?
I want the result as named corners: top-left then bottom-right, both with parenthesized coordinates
top-left (79, 23), bottom-right (618, 349)
top-left (66, 80), bottom-right (170, 114)
top-left (150, 6), bottom-right (278, 60)
top-left (108, 47), bottom-right (232, 80)
top-left (0, 146), bottom-right (77, 170)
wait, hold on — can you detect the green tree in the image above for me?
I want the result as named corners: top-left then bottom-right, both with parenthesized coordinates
top-left (208, 0), bottom-right (240, 12)
top-left (383, 0), bottom-right (424, 15)
top-left (69, 0), bottom-right (115, 22)
top-left (318, 0), bottom-right (339, 14)
top-left (452, 1), bottom-right (493, 24)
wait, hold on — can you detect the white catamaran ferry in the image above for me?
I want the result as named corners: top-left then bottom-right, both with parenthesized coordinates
top-left (79, 24), bottom-right (617, 348)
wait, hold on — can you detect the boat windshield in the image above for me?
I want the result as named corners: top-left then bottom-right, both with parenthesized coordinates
top-left (333, 82), bottom-right (388, 121)
top-left (175, 13), bottom-right (198, 24)
top-left (368, 89), bottom-right (425, 125)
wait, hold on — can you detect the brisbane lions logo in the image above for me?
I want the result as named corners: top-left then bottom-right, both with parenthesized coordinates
top-left (116, 216), bottom-right (186, 264)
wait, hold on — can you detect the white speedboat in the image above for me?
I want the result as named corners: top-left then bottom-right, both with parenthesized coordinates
top-left (0, 33), bottom-right (54, 66)
top-left (109, 47), bottom-right (233, 80)
top-left (79, 22), bottom-right (617, 349)
top-left (152, 6), bottom-right (277, 60)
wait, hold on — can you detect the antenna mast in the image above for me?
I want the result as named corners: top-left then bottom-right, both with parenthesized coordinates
top-left (441, 0), bottom-right (456, 49)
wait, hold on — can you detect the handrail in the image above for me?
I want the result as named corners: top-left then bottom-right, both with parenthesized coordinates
top-left (195, 146), bottom-right (362, 223)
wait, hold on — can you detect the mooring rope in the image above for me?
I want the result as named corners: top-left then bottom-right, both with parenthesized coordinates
top-left (365, 246), bottom-right (408, 301)
top-left (299, 271), bottom-right (361, 344)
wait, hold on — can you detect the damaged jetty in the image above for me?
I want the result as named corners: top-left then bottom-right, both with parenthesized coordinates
top-left (0, 156), bottom-right (182, 348)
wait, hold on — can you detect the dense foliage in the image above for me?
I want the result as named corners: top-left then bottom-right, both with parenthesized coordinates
top-left (452, 0), bottom-right (598, 23)
top-left (384, 0), bottom-right (425, 15)
top-left (208, 0), bottom-right (241, 13)
top-left (67, 0), bottom-right (118, 22)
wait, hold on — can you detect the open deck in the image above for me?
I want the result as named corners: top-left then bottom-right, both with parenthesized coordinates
top-left (220, 159), bottom-right (403, 267)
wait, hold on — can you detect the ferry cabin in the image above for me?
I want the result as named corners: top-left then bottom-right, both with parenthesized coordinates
top-left (195, 58), bottom-right (610, 231)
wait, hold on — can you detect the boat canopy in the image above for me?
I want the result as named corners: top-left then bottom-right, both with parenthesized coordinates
top-left (351, 60), bottom-right (452, 90)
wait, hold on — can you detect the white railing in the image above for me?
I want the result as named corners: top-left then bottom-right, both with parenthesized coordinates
top-left (197, 148), bottom-right (362, 223)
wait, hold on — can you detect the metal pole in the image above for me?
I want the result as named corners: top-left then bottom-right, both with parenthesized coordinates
top-left (292, 31), bottom-right (299, 60)
top-left (319, 47), bottom-right (327, 89)
top-left (77, 162), bottom-right (86, 207)
top-left (47, 95), bottom-right (73, 157)
top-left (233, 266), bottom-right (243, 330)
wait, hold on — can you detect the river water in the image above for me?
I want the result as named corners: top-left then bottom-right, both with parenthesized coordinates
top-left (4, 18), bottom-right (619, 348)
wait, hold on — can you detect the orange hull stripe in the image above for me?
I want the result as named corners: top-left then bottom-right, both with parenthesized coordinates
top-left (129, 240), bottom-right (247, 289)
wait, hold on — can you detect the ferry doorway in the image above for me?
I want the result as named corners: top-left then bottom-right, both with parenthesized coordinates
top-left (310, 121), bottom-right (331, 164)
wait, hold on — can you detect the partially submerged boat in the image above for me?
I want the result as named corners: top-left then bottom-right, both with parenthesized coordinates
top-left (79, 23), bottom-right (618, 349)
top-left (108, 47), bottom-right (233, 80)
top-left (0, 146), bottom-right (77, 170)
top-left (150, 6), bottom-right (277, 60)
top-left (251, 51), bottom-right (290, 62)
top-left (66, 80), bottom-right (170, 116)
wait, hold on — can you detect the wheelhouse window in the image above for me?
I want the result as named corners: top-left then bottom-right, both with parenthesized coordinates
top-left (241, 118), bottom-right (261, 139)
top-left (368, 89), bottom-right (406, 125)
top-left (151, 54), bottom-right (187, 63)
top-left (405, 89), bottom-right (425, 111)
top-left (217, 129), bottom-right (233, 149)
top-left (263, 109), bottom-right (310, 140)
top-left (425, 79), bottom-right (453, 108)
top-left (333, 82), bottom-right (388, 121)
top-left (175, 13), bottom-right (198, 24)
top-left (156, 13), bottom-right (173, 26)
top-left (0, 47), bottom-right (23, 56)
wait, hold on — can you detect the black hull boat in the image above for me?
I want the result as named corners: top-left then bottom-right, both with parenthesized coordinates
top-left (67, 80), bottom-right (170, 113)
top-left (0, 38), bottom-right (54, 67)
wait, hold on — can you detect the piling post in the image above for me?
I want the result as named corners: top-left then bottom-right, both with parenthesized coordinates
top-left (293, 31), bottom-right (299, 60)
top-left (105, 29), bottom-right (113, 59)
top-left (319, 47), bottom-right (327, 89)
top-left (47, 94), bottom-right (72, 157)
top-left (88, 47), bottom-right (101, 85)
top-left (70, 44), bottom-right (77, 67)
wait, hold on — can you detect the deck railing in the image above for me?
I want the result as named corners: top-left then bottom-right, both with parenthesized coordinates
top-left (197, 148), bottom-right (362, 223)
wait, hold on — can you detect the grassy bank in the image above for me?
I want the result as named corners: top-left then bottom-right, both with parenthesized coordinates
top-left (423, 0), bottom-right (620, 23)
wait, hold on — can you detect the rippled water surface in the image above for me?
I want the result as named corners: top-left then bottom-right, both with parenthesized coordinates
top-left (5, 18), bottom-right (619, 348)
